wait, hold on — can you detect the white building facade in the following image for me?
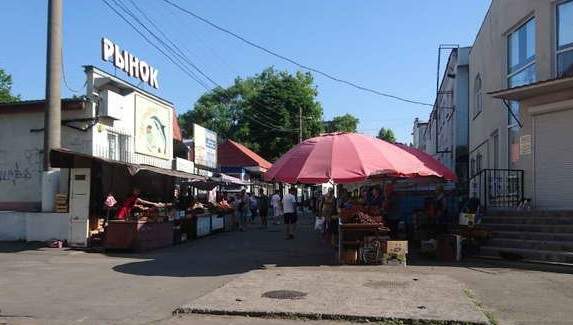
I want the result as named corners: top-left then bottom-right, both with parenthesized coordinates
top-left (0, 66), bottom-right (179, 241)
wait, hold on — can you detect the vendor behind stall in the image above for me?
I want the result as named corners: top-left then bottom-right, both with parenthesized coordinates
top-left (115, 187), bottom-right (163, 220)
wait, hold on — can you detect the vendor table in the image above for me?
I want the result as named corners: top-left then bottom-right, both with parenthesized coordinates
top-left (196, 214), bottom-right (212, 237)
top-left (104, 220), bottom-right (173, 251)
top-left (211, 214), bottom-right (225, 232)
top-left (338, 220), bottom-right (389, 264)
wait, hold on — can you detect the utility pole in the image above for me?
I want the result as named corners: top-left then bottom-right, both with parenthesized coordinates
top-left (43, 0), bottom-right (63, 170)
top-left (299, 106), bottom-right (303, 143)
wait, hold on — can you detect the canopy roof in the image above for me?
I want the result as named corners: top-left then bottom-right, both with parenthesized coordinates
top-left (264, 132), bottom-right (456, 184)
top-left (50, 148), bottom-right (205, 181)
top-left (218, 139), bottom-right (272, 170)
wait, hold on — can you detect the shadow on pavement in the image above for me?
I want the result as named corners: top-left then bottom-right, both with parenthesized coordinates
top-left (0, 241), bottom-right (47, 253)
top-left (112, 217), bottom-right (336, 277)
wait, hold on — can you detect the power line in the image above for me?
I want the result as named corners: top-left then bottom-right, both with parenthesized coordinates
top-left (159, 0), bottom-right (433, 107)
top-left (100, 0), bottom-right (210, 90)
top-left (111, 0), bottom-right (212, 89)
top-left (102, 0), bottom-right (310, 133)
top-left (61, 49), bottom-right (83, 94)
top-left (123, 0), bottom-right (220, 87)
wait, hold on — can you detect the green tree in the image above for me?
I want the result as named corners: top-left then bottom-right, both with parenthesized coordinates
top-left (325, 113), bottom-right (359, 133)
top-left (377, 127), bottom-right (396, 143)
top-left (0, 68), bottom-right (20, 103)
top-left (179, 68), bottom-right (324, 161)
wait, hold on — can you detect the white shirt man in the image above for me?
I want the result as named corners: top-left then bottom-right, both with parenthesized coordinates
top-left (282, 189), bottom-right (298, 239)
top-left (282, 191), bottom-right (297, 214)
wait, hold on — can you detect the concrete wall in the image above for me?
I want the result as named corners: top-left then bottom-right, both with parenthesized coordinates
top-left (0, 109), bottom-right (92, 211)
top-left (469, 0), bottom-right (556, 172)
top-left (0, 211), bottom-right (69, 241)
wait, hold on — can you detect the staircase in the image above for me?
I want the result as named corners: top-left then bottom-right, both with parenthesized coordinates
top-left (479, 210), bottom-right (573, 264)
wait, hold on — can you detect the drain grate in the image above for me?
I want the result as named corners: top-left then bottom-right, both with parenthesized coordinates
top-left (262, 290), bottom-right (307, 300)
top-left (363, 280), bottom-right (410, 289)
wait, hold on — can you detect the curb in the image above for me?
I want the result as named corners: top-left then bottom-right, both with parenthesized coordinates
top-left (173, 306), bottom-right (489, 325)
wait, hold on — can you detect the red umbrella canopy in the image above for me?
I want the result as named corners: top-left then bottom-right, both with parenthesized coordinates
top-left (264, 132), bottom-right (456, 184)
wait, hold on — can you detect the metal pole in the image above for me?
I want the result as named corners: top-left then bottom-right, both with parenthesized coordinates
top-left (299, 106), bottom-right (303, 143)
top-left (43, 0), bottom-right (63, 170)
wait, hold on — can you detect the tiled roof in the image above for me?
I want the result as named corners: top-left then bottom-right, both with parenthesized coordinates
top-left (218, 139), bottom-right (272, 170)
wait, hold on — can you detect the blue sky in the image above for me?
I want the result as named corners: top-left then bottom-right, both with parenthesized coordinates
top-left (0, 0), bottom-right (490, 143)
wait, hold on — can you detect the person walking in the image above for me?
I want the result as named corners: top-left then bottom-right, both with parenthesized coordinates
top-left (271, 190), bottom-right (282, 225)
top-left (282, 187), bottom-right (298, 239)
top-left (249, 193), bottom-right (258, 224)
top-left (257, 189), bottom-right (270, 228)
top-left (238, 190), bottom-right (250, 231)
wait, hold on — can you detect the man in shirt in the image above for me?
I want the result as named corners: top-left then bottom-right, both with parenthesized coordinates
top-left (270, 190), bottom-right (282, 225)
top-left (282, 187), bottom-right (298, 239)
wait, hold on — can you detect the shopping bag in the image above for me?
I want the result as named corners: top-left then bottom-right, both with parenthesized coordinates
top-left (314, 217), bottom-right (325, 231)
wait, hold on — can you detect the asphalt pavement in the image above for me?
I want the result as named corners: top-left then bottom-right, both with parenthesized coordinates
top-left (0, 213), bottom-right (572, 325)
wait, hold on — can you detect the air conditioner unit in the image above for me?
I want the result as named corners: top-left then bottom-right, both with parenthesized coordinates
top-left (100, 90), bottom-right (126, 120)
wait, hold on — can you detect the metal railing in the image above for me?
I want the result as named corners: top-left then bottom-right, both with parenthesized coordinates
top-left (469, 169), bottom-right (524, 211)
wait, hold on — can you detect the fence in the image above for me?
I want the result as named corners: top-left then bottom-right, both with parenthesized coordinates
top-left (469, 169), bottom-right (524, 211)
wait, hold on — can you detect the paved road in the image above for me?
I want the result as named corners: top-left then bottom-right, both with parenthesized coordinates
top-left (0, 213), bottom-right (572, 325)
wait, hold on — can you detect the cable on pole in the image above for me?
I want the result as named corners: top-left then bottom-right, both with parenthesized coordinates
top-left (159, 0), bottom-right (433, 107)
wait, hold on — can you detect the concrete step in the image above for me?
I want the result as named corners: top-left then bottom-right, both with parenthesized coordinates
top-left (480, 246), bottom-right (573, 264)
top-left (481, 223), bottom-right (573, 233)
top-left (481, 216), bottom-right (573, 225)
top-left (488, 238), bottom-right (573, 252)
top-left (487, 210), bottom-right (573, 218)
top-left (493, 231), bottom-right (573, 242)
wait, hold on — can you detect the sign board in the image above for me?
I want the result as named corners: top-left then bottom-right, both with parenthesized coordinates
top-left (520, 135), bottom-right (532, 155)
top-left (385, 241), bottom-right (408, 256)
top-left (193, 124), bottom-right (217, 170)
top-left (134, 95), bottom-right (171, 159)
top-left (173, 157), bottom-right (195, 174)
top-left (101, 37), bottom-right (159, 89)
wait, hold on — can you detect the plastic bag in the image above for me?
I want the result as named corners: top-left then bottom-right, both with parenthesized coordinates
top-left (314, 217), bottom-right (325, 231)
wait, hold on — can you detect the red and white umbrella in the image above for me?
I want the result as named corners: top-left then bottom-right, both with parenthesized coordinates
top-left (264, 132), bottom-right (456, 184)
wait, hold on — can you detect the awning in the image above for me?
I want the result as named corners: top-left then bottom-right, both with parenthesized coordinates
top-left (184, 173), bottom-right (249, 191)
top-left (50, 148), bottom-right (206, 181)
top-left (489, 76), bottom-right (573, 101)
top-left (211, 173), bottom-right (249, 186)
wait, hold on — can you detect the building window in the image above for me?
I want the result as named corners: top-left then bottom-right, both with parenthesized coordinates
top-left (107, 133), bottom-right (118, 160)
top-left (473, 74), bottom-right (482, 118)
top-left (107, 132), bottom-right (129, 162)
top-left (507, 18), bottom-right (535, 168)
top-left (557, 0), bottom-right (573, 78)
top-left (508, 18), bottom-right (536, 87)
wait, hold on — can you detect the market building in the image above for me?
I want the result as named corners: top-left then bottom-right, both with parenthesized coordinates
top-left (0, 65), bottom-right (201, 244)
top-left (469, 0), bottom-right (573, 209)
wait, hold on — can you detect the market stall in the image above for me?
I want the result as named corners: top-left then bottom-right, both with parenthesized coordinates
top-left (264, 133), bottom-right (457, 265)
top-left (49, 149), bottom-right (206, 251)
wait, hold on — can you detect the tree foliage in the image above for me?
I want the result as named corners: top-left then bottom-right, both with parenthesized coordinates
top-left (325, 113), bottom-right (359, 133)
top-left (0, 68), bottom-right (20, 103)
top-left (179, 68), bottom-right (324, 161)
top-left (377, 127), bottom-right (396, 143)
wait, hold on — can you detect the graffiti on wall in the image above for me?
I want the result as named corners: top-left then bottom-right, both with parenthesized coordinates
top-left (0, 149), bottom-right (40, 186)
top-left (0, 162), bottom-right (32, 185)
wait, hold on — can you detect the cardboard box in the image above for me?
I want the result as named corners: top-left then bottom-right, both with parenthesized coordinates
top-left (385, 240), bottom-right (408, 255)
top-left (459, 213), bottom-right (476, 226)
